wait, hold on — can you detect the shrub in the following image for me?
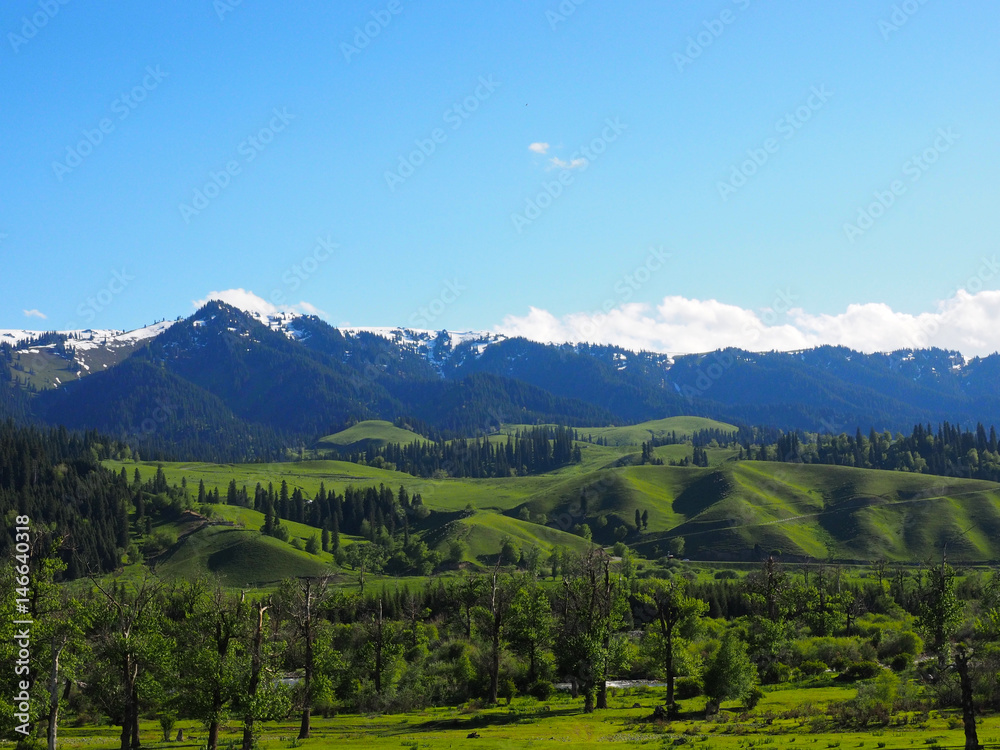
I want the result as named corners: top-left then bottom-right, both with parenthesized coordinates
top-left (799, 660), bottom-right (829, 676)
top-left (675, 677), bottom-right (703, 699)
top-left (794, 637), bottom-right (865, 670)
top-left (838, 661), bottom-right (882, 682)
top-left (141, 529), bottom-right (177, 557)
top-left (527, 680), bottom-right (553, 701)
top-left (877, 629), bottom-right (923, 661)
top-left (889, 653), bottom-right (913, 672)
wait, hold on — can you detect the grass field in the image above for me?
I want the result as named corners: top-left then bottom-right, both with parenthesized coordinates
top-left (106, 416), bottom-right (1000, 585)
top-left (52, 683), bottom-right (1000, 749)
top-left (316, 419), bottom-right (428, 450)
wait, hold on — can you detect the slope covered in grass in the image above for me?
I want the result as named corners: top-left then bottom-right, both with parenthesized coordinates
top-left (155, 525), bottom-right (332, 585)
top-left (107, 418), bottom-right (1000, 570)
top-left (317, 419), bottom-right (427, 450)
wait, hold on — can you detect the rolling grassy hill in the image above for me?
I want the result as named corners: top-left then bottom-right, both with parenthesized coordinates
top-left (107, 418), bottom-right (1000, 585)
top-left (154, 525), bottom-right (333, 586)
top-left (316, 419), bottom-right (427, 450)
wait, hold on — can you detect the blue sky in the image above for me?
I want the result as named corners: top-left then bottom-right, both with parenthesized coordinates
top-left (2, 1), bottom-right (998, 354)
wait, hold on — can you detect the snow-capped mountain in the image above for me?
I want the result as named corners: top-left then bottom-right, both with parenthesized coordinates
top-left (1, 321), bottom-right (177, 387)
top-left (341, 326), bottom-right (507, 372)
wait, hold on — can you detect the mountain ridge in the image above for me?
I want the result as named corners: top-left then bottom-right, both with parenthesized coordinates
top-left (5, 301), bottom-right (1000, 463)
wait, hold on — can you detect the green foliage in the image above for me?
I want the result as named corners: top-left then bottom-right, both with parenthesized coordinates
top-left (838, 661), bottom-right (883, 681)
top-left (917, 562), bottom-right (965, 664)
top-left (703, 630), bottom-right (758, 710)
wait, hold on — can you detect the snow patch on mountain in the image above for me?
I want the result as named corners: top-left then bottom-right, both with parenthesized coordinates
top-left (343, 327), bottom-right (507, 370)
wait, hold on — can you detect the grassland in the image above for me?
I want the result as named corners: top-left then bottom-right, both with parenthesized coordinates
top-left (316, 419), bottom-right (427, 450)
top-left (106, 416), bottom-right (1000, 588)
top-left (53, 683), bottom-right (1000, 749)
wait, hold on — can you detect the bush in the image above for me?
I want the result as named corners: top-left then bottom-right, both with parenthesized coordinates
top-left (877, 629), bottom-right (923, 661)
top-left (527, 680), bottom-right (553, 701)
top-left (746, 687), bottom-right (764, 710)
top-left (714, 570), bottom-right (739, 580)
top-left (799, 660), bottom-right (829, 676)
top-left (837, 669), bottom-right (899, 726)
top-left (794, 637), bottom-right (865, 670)
top-left (141, 529), bottom-right (177, 557)
top-left (675, 677), bottom-right (703, 699)
top-left (889, 653), bottom-right (913, 672)
top-left (838, 661), bottom-right (882, 682)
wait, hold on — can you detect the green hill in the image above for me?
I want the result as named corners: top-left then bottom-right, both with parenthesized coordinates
top-left (316, 419), bottom-right (427, 450)
top-left (155, 525), bottom-right (332, 585)
top-left (106, 416), bottom-right (1000, 585)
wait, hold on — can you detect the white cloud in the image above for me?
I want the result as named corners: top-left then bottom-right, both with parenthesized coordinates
top-left (528, 142), bottom-right (550, 155)
top-left (22, 309), bottom-right (47, 319)
top-left (296, 300), bottom-right (330, 318)
top-left (496, 290), bottom-right (1000, 357)
top-left (193, 289), bottom-right (326, 319)
top-left (549, 156), bottom-right (587, 170)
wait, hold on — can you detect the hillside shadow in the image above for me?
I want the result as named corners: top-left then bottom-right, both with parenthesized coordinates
top-left (671, 470), bottom-right (732, 518)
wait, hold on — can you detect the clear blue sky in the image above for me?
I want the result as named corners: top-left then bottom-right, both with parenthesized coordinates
top-left (2, 1), bottom-right (998, 350)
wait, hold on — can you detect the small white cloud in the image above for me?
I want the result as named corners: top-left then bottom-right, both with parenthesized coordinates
top-left (549, 156), bottom-right (588, 170)
top-left (528, 142), bottom-right (550, 155)
top-left (296, 301), bottom-right (329, 318)
top-left (193, 289), bottom-right (326, 319)
top-left (22, 309), bottom-right (47, 319)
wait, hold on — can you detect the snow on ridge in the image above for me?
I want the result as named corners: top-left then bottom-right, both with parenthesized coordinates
top-left (343, 326), bottom-right (505, 348)
top-left (342, 327), bottom-right (507, 370)
top-left (1, 320), bottom-right (177, 350)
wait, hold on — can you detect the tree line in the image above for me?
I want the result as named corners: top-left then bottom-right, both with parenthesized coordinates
top-left (748, 421), bottom-right (1000, 482)
top-left (333, 425), bottom-right (582, 478)
top-left (5, 539), bottom-right (1000, 750)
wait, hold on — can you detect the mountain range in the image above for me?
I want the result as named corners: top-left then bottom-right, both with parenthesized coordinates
top-left (4, 300), bottom-right (1000, 461)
